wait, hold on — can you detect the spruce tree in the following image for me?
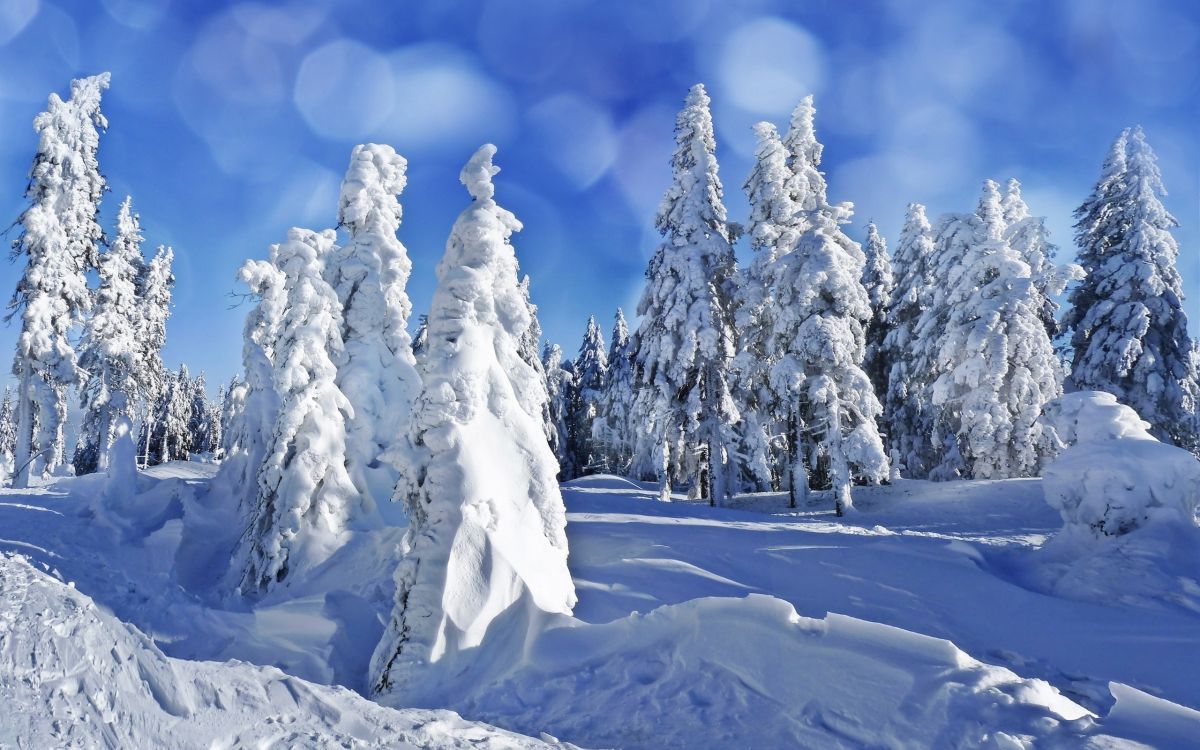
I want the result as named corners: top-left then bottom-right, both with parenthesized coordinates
top-left (595, 308), bottom-right (635, 475)
top-left (136, 245), bottom-right (174, 467)
top-left (10, 73), bottom-right (110, 486)
top-left (568, 316), bottom-right (608, 474)
top-left (76, 197), bottom-right (146, 475)
top-left (882, 204), bottom-right (937, 477)
top-left (543, 342), bottom-right (578, 479)
top-left (630, 83), bottom-right (739, 505)
top-left (371, 145), bottom-right (574, 700)
top-left (769, 97), bottom-right (888, 513)
top-left (1065, 127), bottom-right (1199, 451)
top-left (0, 388), bottom-right (15, 466)
top-left (925, 181), bottom-right (1068, 479)
top-left (236, 228), bottom-right (361, 594)
top-left (329, 144), bottom-right (420, 503)
top-left (861, 222), bottom-right (894, 400)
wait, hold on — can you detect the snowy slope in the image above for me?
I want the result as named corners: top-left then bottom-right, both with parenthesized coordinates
top-left (2, 467), bottom-right (1199, 748)
top-left (0, 553), bottom-right (571, 749)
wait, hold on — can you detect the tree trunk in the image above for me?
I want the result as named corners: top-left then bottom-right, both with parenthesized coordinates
top-left (825, 380), bottom-right (852, 517)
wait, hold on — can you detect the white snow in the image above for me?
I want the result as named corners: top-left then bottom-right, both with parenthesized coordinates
top-left (2, 466), bottom-right (1199, 747)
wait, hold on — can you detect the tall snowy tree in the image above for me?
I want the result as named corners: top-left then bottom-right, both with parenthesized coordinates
top-left (516, 275), bottom-right (554, 447)
top-left (216, 253), bottom-right (286, 508)
top-left (567, 316), bottom-right (607, 474)
top-left (1065, 127), bottom-right (1199, 451)
top-left (328, 144), bottom-right (420, 505)
top-left (881, 204), bottom-right (937, 478)
top-left (765, 98), bottom-right (888, 513)
top-left (136, 245), bottom-right (174, 467)
top-left (861, 222), bottom-right (894, 400)
top-left (9, 73), bottom-right (110, 486)
top-left (209, 383), bottom-right (225, 459)
top-left (370, 145), bottom-right (575, 700)
top-left (75, 197), bottom-right (146, 475)
top-left (630, 83), bottom-right (739, 505)
top-left (595, 308), bottom-right (635, 475)
top-left (219, 375), bottom-right (246, 458)
top-left (925, 180), bottom-right (1070, 479)
top-left (543, 342), bottom-right (578, 479)
top-left (236, 228), bottom-right (361, 594)
top-left (411, 314), bottom-right (429, 363)
top-left (145, 365), bottom-right (193, 465)
top-left (186, 373), bottom-right (212, 455)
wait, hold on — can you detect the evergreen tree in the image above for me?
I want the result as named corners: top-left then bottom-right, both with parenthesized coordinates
top-left (881, 204), bottom-right (937, 478)
top-left (595, 308), bottom-right (635, 475)
top-left (411, 314), bottom-right (429, 363)
top-left (76, 197), bottom-right (146, 475)
top-left (568, 316), bottom-right (607, 474)
top-left (0, 388), bottom-right (15, 466)
top-left (209, 384), bottom-right (225, 459)
top-left (925, 181), bottom-right (1068, 479)
top-left (216, 254), bottom-right (286, 509)
top-left (219, 375), bottom-right (246, 458)
top-left (329, 144), bottom-right (420, 504)
top-left (136, 245), bottom-right (174, 467)
top-left (145, 365), bottom-right (193, 465)
top-left (370, 145), bottom-right (574, 700)
top-left (1065, 127), bottom-right (1199, 451)
top-left (731, 121), bottom-right (798, 494)
top-left (630, 83), bottom-right (739, 505)
top-left (517, 275), bottom-right (555, 447)
top-left (543, 342), bottom-right (578, 479)
top-left (10, 73), bottom-right (110, 486)
top-left (861, 221), bottom-right (894, 400)
top-left (187, 373), bottom-right (212, 454)
top-left (236, 228), bottom-right (361, 594)
top-left (768, 97), bottom-right (888, 513)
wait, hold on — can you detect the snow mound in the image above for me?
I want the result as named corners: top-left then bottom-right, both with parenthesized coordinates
top-left (1040, 391), bottom-right (1200, 537)
top-left (0, 553), bottom-right (572, 749)
top-left (401, 593), bottom-right (1160, 749)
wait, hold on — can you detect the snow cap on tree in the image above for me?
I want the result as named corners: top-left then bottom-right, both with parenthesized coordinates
top-left (371, 144), bottom-right (574, 701)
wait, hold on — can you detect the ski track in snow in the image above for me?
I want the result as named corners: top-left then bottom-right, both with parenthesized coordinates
top-left (1, 467), bottom-right (1199, 747)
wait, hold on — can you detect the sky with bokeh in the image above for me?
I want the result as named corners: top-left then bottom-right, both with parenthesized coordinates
top-left (0, 0), bottom-right (1196, 390)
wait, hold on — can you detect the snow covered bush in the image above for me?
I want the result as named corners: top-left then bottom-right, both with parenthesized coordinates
top-left (1040, 391), bottom-right (1200, 538)
top-left (370, 145), bottom-right (575, 702)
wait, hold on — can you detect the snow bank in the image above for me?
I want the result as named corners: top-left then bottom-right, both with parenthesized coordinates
top-left (419, 593), bottom-right (1160, 749)
top-left (0, 553), bottom-right (571, 749)
top-left (1040, 391), bottom-right (1200, 537)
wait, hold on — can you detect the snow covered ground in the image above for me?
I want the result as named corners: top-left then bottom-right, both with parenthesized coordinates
top-left (2, 465), bottom-right (1199, 747)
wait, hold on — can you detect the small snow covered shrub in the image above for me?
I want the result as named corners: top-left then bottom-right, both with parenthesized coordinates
top-left (1040, 391), bottom-right (1200, 538)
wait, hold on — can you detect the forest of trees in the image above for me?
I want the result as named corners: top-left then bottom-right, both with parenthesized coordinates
top-left (3, 73), bottom-right (1198, 691)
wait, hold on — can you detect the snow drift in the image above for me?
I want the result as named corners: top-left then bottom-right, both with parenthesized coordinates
top-left (0, 553), bottom-right (570, 749)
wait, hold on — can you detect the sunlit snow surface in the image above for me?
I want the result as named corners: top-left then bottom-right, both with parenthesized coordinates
top-left (2, 464), bottom-right (1199, 747)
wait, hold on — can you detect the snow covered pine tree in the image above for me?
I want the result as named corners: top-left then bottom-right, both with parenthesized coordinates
top-left (10, 73), bottom-right (110, 486)
top-left (568, 316), bottom-right (608, 474)
top-left (1065, 127), bottom-right (1199, 452)
top-left (861, 222), bottom-right (894, 400)
top-left (542, 342), bottom-right (578, 479)
top-left (76, 197), bottom-right (146, 475)
top-left (630, 83), bottom-right (739, 505)
top-left (236, 228), bottom-right (363, 594)
top-left (329, 144), bottom-right (420, 507)
top-left (370, 145), bottom-right (575, 702)
top-left (136, 245), bottom-right (174, 468)
top-left (595, 308), bottom-right (635, 475)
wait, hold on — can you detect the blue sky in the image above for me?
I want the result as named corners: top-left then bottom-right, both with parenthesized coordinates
top-left (0, 0), bottom-right (1196, 389)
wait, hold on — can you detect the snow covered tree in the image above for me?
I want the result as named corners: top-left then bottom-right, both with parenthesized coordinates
top-left (411, 314), bottom-right (429, 362)
top-left (9, 73), bottom-right (110, 486)
top-left (567, 316), bottom-right (607, 474)
top-left (328, 144), bottom-right (420, 505)
top-left (236, 228), bottom-right (361, 595)
top-left (219, 375), bottom-right (246, 458)
top-left (861, 222), bottom-right (894, 400)
top-left (925, 180), bottom-right (1069, 479)
top-left (543, 342), bottom-right (578, 479)
top-left (370, 145), bottom-right (575, 700)
top-left (881, 204), bottom-right (938, 478)
top-left (216, 254), bottom-right (286, 508)
top-left (209, 384), bottom-right (225, 459)
top-left (595, 308), bottom-right (635, 475)
top-left (517, 275), bottom-right (555, 448)
top-left (1002, 179), bottom-right (1063, 339)
top-left (630, 83), bottom-right (739, 505)
top-left (0, 388), bottom-right (15, 466)
top-left (186, 373), bottom-right (212, 455)
top-left (75, 197), bottom-right (146, 475)
top-left (1065, 127), bottom-right (1199, 451)
top-left (136, 245), bottom-right (174, 467)
top-left (762, 98), bottom-right (888, 513)
top-left (145, 365), bottom-right (193, 465)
